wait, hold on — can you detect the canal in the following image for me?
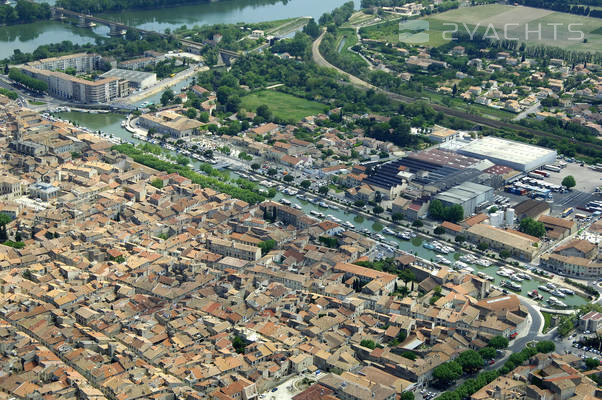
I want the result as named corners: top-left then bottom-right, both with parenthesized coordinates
top-left (51, 107), bottom-right (590, 308)
top-left (21, 0), bottom-right (586, 308)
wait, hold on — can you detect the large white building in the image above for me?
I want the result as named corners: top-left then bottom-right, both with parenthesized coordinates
top-left (101, 69), bottom-right (157, 89)
top-left (27, 53), bottom-right (102, 73)
top-left (19, 53), bottom-right (129, 104)
top-left (456, 137), bottom-right (557, 171)
top-left (434, 181), bottom-right (494, 217)
top-left (21, 65), bottom-right (123, 104)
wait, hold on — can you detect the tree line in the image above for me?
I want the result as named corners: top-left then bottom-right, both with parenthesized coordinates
top-left (516, 0), bottom-right (602, 18)
top-left (55, 0), bottom-right (236, 13)
top-left (112, 144), bottom-right (266, 204)
top-left (8, 68), bottom-right (48, 93)
top-left (0, 1), bottom-right (50, 25)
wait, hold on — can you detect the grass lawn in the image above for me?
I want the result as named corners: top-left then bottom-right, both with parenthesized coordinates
top-left (241, 90), bottom-right (326, 122)
top-left (542, 311), bottom-right (553, 333)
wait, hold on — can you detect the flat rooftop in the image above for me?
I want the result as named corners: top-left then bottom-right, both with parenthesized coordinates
top-left (457, 137), bottom-right (556, 166)
top-left (436, 181), bottom-right (492, 203)
top-left (101, 68), bottom-right (156, 83)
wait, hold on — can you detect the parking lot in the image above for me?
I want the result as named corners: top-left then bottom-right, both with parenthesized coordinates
top-left (545, 162), bottom-right (602, 194)
top-left (555, 331), bottom-right (602, 362)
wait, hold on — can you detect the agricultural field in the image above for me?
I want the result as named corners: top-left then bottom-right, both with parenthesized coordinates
top-left (240, 90), bottom-right (326, 122)
top-left (362, 5), bottom-right (602, 51)
top-left (427, 5), bottom-right (602, 51)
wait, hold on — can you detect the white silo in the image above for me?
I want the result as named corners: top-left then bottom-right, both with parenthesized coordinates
top-left (505, 208), bottom-right (515, 227)
top-left (490, 211), bottom-right (504, 227)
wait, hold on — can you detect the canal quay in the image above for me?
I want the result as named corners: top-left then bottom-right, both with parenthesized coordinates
top-left (50, 108), bottom-right (589, 309)
top-left (18, 0), bottom-right (588, 308)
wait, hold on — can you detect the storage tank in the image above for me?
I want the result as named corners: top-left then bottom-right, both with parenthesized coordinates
top-left (505, 208), bottom-right (515, 227)
top-left (490, 211), bottom-right (504, 227)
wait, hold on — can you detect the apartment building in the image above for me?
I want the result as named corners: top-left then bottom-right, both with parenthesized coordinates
top-left (28, 53), bottom-right (101, 73)
top-left (21, 65), bottom-right (123, 104)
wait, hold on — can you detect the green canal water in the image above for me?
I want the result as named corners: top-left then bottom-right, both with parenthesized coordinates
top-left (56, 106), bottom-right (590, 309)
top-left (25, 0), bottom-right (586, 308)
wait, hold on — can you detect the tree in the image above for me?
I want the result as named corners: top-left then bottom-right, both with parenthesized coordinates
top-left (430, 198), bottom-right (451, 222)
top-left (499, 249), bottom-right (511, 259)
top-left (432, 361), bottom-right (463, 387)
top-left (456, 350), bottom-right (484, 373)
top-left (401, 392), bottom-right (414, 400)
top-left (561, 175), bottom-right (576, 189)
top-left (434, 226), bottom-right (445, 235)
top-left (0, 213), bottom-right (11, 242)
top-left (319, 236), bottom-right (338, 248)
top-left (373, 205), bottom-right (384, 214)
top-left (488, 336), bottom-right (509, 349)
top-left (199, 111), bottom-right (209, 122)
top-left (412, 220), bottom-right (423, 228)
top-left (160, 89), bottom-right (174, 106)
top-left (535, 341), bottom-right (555, 354)
top-left (186, 108), bottom-right (197, 119)
top-left (318, 186), bottom-right (329, 195)
top-left (150, 179), bottom-right (164, 189)
top-left (519, 217), bottom-right (546, 238)
top-left (399, 269), bottom-right (415, 289)
top-left (300, 180), bottom-right (311, 189)
top-left (302, 18), bottom-right (320, 39)
top-left (392, 213), bottom-right (404, 222)
top-left (477, 241), bottom-right (489, 251)
top-left (478, 346), bottom-right (496, 360)
top-left (585, 357), bottom-right (600, 370)
top-left (360, 339), bottom-right (376, 350)
top-left (251, 163), bottom-right (260, 171)
top-left (259, 239), bottom-right (276, 255)
top-left (267, 168), bottom-right (277, 176)
top-left (232, 335), bottom-right (247, 354)
top-left (446, 204), bottom-right (464, 223)
top-left (256, 104), bottom-right (272, 120)
top-left (283, 174), bottom-right (294, 183)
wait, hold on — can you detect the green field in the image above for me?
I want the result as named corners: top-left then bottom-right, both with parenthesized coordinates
top-left (362, 5), bottom-right (602, 51)
top-left (427, 5), bottom-right (602, 51)
top-left (241, 90), bottom-right (326, 121)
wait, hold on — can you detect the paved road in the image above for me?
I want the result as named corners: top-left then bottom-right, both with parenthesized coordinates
top-left (312, 31), bottom-right (375, 89)
top-left (511, 300), bottom-right (545, 353)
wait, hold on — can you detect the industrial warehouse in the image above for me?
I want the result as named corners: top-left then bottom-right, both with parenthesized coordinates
top-left (455, 136), bottom-right (557, 172)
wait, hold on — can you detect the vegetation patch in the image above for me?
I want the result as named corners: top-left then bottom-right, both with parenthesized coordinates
top-left (241, 90), bottom-right (326, 122)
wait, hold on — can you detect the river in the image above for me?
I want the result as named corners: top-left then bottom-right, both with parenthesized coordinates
top-left (1, 0), bottom-right (361, 59)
